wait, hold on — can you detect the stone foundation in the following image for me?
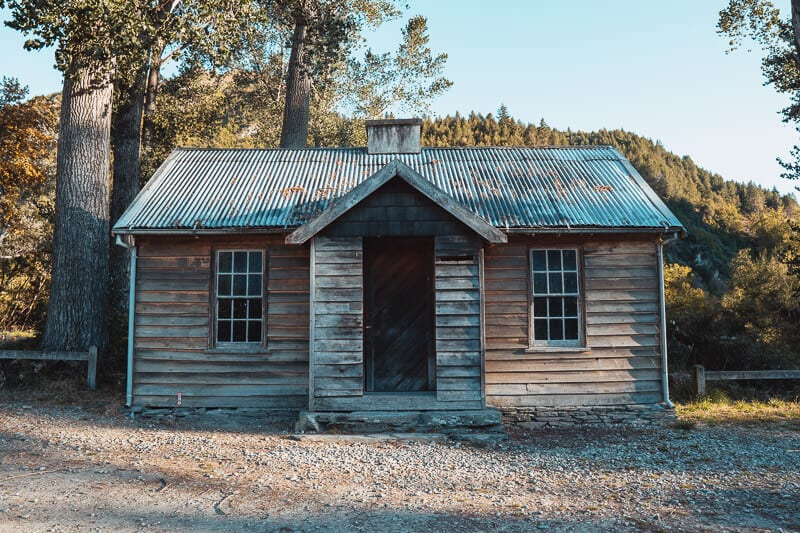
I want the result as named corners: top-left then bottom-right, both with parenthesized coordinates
top-left (295, 409), bottom-right (505, 434)
top-left (500, 404), bottom-right (676, 428)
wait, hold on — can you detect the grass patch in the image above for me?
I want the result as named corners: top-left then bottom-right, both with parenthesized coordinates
top-left (676, 392), bottom-right (800, 428)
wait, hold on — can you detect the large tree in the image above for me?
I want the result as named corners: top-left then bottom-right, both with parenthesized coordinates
top-left (718, 0), bottom-right (800, 182)
top-left (1, 0), bottom-right (143, 352)
top-left (274, 0), bottom-right (451, 148)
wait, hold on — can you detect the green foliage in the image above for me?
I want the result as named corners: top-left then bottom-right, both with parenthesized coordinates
top-left (345, 15), bottom-right (452, 117)
top-left (0, 77), bottom-right (57, 333)
top-left (718, 0), bottom-right (800, 181)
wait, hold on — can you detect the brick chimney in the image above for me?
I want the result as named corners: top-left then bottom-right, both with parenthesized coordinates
top-left (365, 118), bottom-right (422, 154)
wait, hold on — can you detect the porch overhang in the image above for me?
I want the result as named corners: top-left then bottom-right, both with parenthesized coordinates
top-left (286, 160), bottom-right (507, 245)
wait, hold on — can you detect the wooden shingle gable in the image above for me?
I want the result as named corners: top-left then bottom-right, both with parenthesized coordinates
top-left (286, 160), bottom-right (507, 245)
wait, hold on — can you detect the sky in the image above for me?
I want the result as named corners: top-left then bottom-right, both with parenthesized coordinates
top-left (1, 0), bottom-right (798, 195)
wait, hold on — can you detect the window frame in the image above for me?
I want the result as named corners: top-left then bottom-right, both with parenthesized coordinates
top-left (528, 247), bottom-right (586, 350)
top-left (210, 247), bottom-right (268, 350)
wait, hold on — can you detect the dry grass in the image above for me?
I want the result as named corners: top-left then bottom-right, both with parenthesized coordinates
top-left (677, 390), bottom-right (800, 428)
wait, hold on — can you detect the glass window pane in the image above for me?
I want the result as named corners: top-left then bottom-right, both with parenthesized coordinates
top-left (564, 297), bottom-right (578, 317)
top-left (248, 320), bottom-right (262, 343)
top-left (549, 319), bottom-right (564, 340)
top-left (533, 273), bottom-right (547, 294)
top-left (548, 273), bottom-right (563, 293)
top-left (218, 251), bottom-right (232, 273)
top-left (249, 251), bottom-right (262, 273)
top-left (532, 250), bottom-right (547, 271)
top-left (564, 272), bottom-right (578, 294)
top-left (249, 298), bottom-right (262, 319)
top-left (217, 274), bottom-right (231, 296)
top-left (233, 274), bottom-right (247, 295)
top-left (218, 299), bottom-right (232, 319)
top-left (548, 297), bottom-right (563, 317)
top-left (533, 297), bottom-right (547, 317)
top-left (534, 319), bottom-right (548, 340)
top-left (563, 250), bottom-right (577, 270)
top-left (565, 319), bottom-right (579, 340)
top-left (232, 320), bottom-right (247, 342)
top-left (547, 250), bottom-right (561, 270)
top-left (217, 320), bottom-right (231, 342)
top-left (248, 274), bottom-right (262, 296)
top-left (233, 299), bottom-right (247, 319)
top-left (234, 251), bottom-right (248, 273)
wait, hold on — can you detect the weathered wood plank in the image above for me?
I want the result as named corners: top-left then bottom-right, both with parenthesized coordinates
top-left (314, 339), bottom-right (362, 352)
top-left (135, 383), bottom-right (306, 396)
top-left (584, 289), bottom-right (659, 302)
top-left (136, 350), bottom-right (307, 363)
top-left (435, 326), bottom-right (481, 340)
top-left (437, 377), bottom-right (481, 391)
top-left (705, 370), bottom-right (800, 381)
top-left (315, 302), bottom-right (363, 314)
top-left (585, 278), bottom-right (658, 291)
top-left (136, 290), bottom-right (207, 304)
top-left (485, 346), bottom-right (660, 360)
top-left (136, 325), bottom-right (208, 338)
top-left (135, 315), bottom-right (208, 327)
top-left (314, 351), bottom-right (362, 365)
top-left (486, 392), bottom-right (663, 407)
top-left (436, 339), bottom-right (481, 352)
top-left (485, 369), bottom-right (661, 385)
top-left (486, 356), bottom-right (660, 372)
top-left (435, 277), bottom-right (480, 290)
top-left (436, 314), bottom-right (480, 327)
top-left (133, 395), bottom-right (307, 409)
top-left (135, 337), bottom-right (209, 350)
top-left (586, 335), bottom-right (659, 348)
top-left (435, 302), bottom-right (480, 315)
top-left (437, 352), bottom-right (481, 366)
top-left (135, 372), bottom-right (308, 386)
top-left (586, 323), bottom-right (659, 337)
top-left (586, 313), bottom-right (659, 325)
top-left (438, 366), bottom-right (481, 378)
top-left (315, 288), bottom-right (362, 302)
top-left (314, 364), bottom-right (362, 378)
top-left (435, 289), bottom-right (480, 302)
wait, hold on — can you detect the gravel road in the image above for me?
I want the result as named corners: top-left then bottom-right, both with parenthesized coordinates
top-left (0, 393), bottom-right (798, 532)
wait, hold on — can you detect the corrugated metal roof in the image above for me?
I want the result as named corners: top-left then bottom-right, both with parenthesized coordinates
top-left (113, 146), bottom-right (685, 234)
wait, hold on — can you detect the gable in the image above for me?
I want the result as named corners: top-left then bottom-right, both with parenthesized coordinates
top-left (320, 177), bottom-right (475, 238)
top-left (286, 160), bottom-right (507, 244)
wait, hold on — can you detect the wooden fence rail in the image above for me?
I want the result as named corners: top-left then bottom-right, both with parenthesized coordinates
top-left (0, 346), bottom-right (97, 390)
top-left (692, 364), bottom-right (800, 397)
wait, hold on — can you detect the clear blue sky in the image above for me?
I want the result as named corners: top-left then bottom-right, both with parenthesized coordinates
top-left (2, 1), bottom-right (797, 195)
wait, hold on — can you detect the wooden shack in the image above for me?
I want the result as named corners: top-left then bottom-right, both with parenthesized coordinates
top-left (113, 119), bottom-right (685, 426)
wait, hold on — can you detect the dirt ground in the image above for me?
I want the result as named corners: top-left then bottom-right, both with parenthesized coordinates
top-left (0, 387), bottom-right (798, 532)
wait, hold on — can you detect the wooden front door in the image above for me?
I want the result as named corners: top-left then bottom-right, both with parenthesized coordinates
top-left (364, 238), bottom-right (435, 392)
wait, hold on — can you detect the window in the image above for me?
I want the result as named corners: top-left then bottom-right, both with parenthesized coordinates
top-left (215, 250), bottom-right (264, 344)
top-left (530, 248), bottom-right (582, 346)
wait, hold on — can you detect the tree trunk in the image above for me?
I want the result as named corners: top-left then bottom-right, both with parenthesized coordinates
top-left (42, 67), bottom-right (113, 353)
top-left (792, 0), bottom-right (800, 64)
top-left (108, 62), bottom-right (148, 372)
top-left (280, 13), bottom-right (311, 149)
top-left (141, 44), bottom-right (163, 168)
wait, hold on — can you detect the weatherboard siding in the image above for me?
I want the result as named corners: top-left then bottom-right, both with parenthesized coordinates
top-left (484, 236), bottom-right (663, 408)
top-left (132, 236), bottom-right (309, 409)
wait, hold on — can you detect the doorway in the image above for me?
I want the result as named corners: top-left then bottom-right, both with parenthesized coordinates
top-left (363, 237), bottom-right (435, 392)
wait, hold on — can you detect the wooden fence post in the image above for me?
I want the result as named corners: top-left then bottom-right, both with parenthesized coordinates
top-left (87, 345), bottom-right (97, 390)
top-left (692, 364), bottom-right (705, 398)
